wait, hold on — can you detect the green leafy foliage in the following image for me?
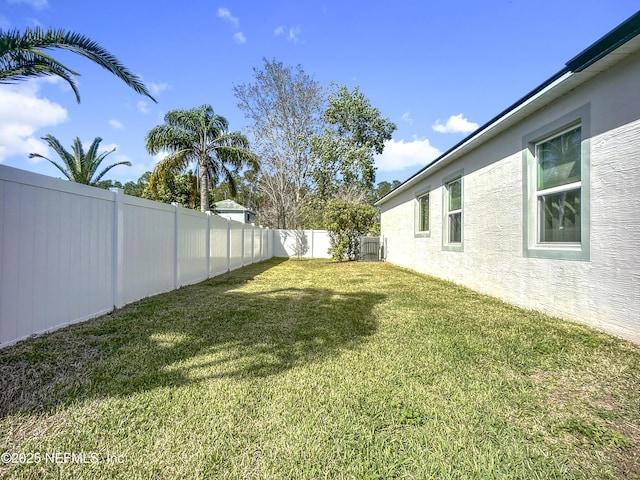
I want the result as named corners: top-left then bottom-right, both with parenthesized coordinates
top-left (28, 135), bottom-right (130, 185)
top-left (323, 199), bottom-right (379, 261)
top-left (145, 105), bottom-right (258, 212)
top-left (143, 170), bottom-right (200, 209)
top-left (310, 85), bottom-right (396, 201)
top-left (0, 26), bottom-right (155, 103)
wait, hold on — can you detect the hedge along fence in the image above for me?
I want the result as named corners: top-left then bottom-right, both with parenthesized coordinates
top-left (0, 165), bottom-right (274, 349)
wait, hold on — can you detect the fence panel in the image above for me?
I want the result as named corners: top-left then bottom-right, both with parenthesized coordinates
top-left (0, 165), bottom-right (276, 349)
top-left (229, 221), bottom-right (244, 271)
top-left (120, 195), bottom-right (175, 305)
top-left (253, 226), bottom-right (262, 261)
top-left (0, 167), bottom-right (114, 348)
top-left (272, 229), bottom-right (331, 258)
top-left (177, 206), bottom-right (209, 286)
top-left (243, 224), bottom-right (253, 265)
top-left (210, 215), bottom-right (229, 276)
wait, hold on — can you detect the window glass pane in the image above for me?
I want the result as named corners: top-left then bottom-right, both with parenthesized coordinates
top-left (449, 212), bottom-right (461, 243)
top-left (537, 127), bottom-right (581, 190)
top-left (419, 195), bottom-right (429, 231)
top-left (538, 188), bottom-right (581, 243)
top-left (448, 179), bottom-right (461, 211)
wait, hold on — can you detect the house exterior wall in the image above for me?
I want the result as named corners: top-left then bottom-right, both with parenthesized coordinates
top-left (379, 49), bottom-right (640, 343)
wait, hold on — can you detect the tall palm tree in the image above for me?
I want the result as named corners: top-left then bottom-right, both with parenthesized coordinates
top-left (0, 26), bottom-right (155, 103)
top-left (146, 105), bottom-right (258, 212)
top-left (29, 135), bottom-right (131, 186)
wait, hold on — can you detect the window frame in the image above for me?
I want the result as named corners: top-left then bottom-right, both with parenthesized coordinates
top-left (414, 186), bottom-right (431, 238)
top-left (535, 125), bottom-right (582, 245)
top-left (442, 169), bottom-right (464, 252)
top-left (522, 104), bottom-right (590, 261)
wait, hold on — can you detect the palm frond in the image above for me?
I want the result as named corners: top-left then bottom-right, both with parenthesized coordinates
top-left (0, 27), bottom-right (155, 103)
top-left (29, 134), bottom-right (129, 185)
top-left (92, 160), bottom-right (132, 185)
top-left (145, 104), bottom-right (258, 211)
top-left (27, 152), bottom-right (74, 181)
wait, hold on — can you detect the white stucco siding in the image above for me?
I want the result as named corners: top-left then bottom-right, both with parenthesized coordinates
top-left (380, 49), bottom-right (640, 343)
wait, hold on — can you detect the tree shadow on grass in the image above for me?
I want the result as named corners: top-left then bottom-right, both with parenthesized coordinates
top-left (0, 259), bottom-right (385, 417)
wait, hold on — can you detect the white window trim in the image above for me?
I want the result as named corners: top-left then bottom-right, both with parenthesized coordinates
top-left (414, 189), bottom-right (431, 237)
top-left (522, 104), bottom-right (590, 261)
top-left (442, 169), bottom-right (464, 252)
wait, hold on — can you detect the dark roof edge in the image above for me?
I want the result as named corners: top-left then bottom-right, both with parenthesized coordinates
top-left (567, 11), bottom-right (640, 72)
top-left (375, 10), bottom-right (640, 206)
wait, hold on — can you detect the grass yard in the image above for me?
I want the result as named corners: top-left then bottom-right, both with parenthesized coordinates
top-left (1, 258), bottom-right (639, 479)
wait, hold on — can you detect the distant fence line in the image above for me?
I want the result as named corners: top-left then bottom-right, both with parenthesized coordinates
top-left (0, 165), bottom-right (329, 349)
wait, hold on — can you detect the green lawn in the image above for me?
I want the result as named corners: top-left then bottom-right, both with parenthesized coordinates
top-left (1, 259), bottom-right (639, 479)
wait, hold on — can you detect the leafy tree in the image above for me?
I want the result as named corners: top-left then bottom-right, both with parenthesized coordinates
top-left (211, 168), bottom-right (264, 213)
top-left (143, 170), bottom-right (200, 209)
top-left (310, 85), bottom-right (396, 201)
top-left (0, 26), bottom-right (155, 103)
top-left (234, 58), bottom-right (324, 228)
top-left (94, 179), bottom-right (123, 190)
top-left (145, 105), bottom-right (258, 212)
top-left (323, 199), bottom-right (379, 261)
top-left (122, 171), bottom-right (151, 197)
top-left (372, 180), bottom-right (402, 203)
top-left (29, 135), bottom-right (131, 185)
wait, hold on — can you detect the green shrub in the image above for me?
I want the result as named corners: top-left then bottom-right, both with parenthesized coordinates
top-left (324, 199), bottom-right (378, 261)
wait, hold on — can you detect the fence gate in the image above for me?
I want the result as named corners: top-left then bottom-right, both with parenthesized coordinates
top-left (359, 236), bottom-right (382, 262)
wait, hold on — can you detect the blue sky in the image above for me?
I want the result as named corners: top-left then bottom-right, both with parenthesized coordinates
top-left (1, 0), bottom-right (638, 186)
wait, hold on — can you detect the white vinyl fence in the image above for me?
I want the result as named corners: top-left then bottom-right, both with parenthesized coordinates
top-left (0, 165), bottom-right (274, 349)
top-left (272, 229), bottom-right (331, 259)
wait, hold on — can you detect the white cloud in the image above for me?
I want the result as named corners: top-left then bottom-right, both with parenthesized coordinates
top-left (233, 32), bottom-right (246, 44)
top-left (288, 26), bottom-right (301, 43)
top-left (137, 100), bottom-right (150, 114)
top-left (0, 82), bottom-right (67, 163)
top-left (149, 82), bottom-right (169, 96)
top-left (432, 113), bottom-right (478, 134)
top-left (401, 112), bottom-right (413, 125)
top-left (109, 119), bottom-right (124, 130)
top-left (7, 0), bottom-right (48, 9)
top-left (274, 26), bottom-right (284, 36)
top-left (374, 138), bottom-right (441, 173)
top-left (0, 15), bottom-right (10, 29)
top-left (217, 7), bottom-right (239, 26)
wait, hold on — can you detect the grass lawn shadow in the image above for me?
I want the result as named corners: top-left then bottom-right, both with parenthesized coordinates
top-left (0, 258), bottom-right (384, 416)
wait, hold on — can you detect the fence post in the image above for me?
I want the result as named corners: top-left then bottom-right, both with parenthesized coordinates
top-left (259, 226), bottom-right (264, 261)
top-left (206, 211), bottom-right (212, 278)
top-left (111, 188), bottom-right (125, 308)
top-left (310, 229), bottom-right (315, 259)
top-left (172, 202), bottom-right (179, 289)
top-left (226, 217), bottom-right (231, 272)
top-left (251, 223), bottom-right (255, 264)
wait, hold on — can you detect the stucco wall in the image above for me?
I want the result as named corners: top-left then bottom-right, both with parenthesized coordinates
top-left (379, 49), bottom-right (640, 343)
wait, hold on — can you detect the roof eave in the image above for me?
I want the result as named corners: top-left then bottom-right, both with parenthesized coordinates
top-left (375, 11), bottom-right (640, 207)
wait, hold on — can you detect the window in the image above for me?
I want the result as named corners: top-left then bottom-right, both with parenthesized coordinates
top-left (536, 126), bottom-right (581, 243)
top-left (442, 170), bottom-right (463, 251)
top-left (415, 191), bottom-right (430, 235)
top-left (522, 104), bottom-right (590, 261)
top-left (446, 178), bottom-right (462, 244)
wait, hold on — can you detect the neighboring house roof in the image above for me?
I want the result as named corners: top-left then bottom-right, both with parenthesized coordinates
top-left (375, 11), bottom-right (640, 206)
top-left (214, 199), bottom-right (255, 212)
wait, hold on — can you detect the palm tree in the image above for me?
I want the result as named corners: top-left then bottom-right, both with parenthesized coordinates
top-left (145, 105), bottom-right (258, 212)
top-left (29, 135), bottom-right (131, 186)
top-left (0, 26), bottom-right (155, 103)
